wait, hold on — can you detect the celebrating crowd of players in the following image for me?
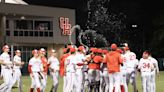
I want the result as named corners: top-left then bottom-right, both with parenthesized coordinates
top-left (0, 44), bottom-right (159, 92)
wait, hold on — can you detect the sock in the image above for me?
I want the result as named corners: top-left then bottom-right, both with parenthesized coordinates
top-left (121, 85), bottom-right (125, 92)
top-left (37, 88), bottom-right (41, 92)
top-left (30, 88), bottom-right (34, 92)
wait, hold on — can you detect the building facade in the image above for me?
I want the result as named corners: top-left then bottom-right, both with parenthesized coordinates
top-left (0, 2), bottom-right (75, 74)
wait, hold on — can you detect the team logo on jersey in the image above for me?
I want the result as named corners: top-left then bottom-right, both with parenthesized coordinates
top-left (59, 17), bottom-right (72, 35)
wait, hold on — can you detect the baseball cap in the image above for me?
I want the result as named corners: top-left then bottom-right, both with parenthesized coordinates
top-left (102, 50), bottom-right (108, 54)
top-left (39, 48), bottom-right (46, 54)
top-left (32, 49), bottom-right (38, 54)
top-left (70, 47), bottom-right (76, 53)
top-left (97, 49), bottom-right (102, 53)
top-left (78, 46), bottom-right (85, 51)
top-left (3, 45), bottom-right (9, 50)
top-left (15, 50), bottom-right (21, 53)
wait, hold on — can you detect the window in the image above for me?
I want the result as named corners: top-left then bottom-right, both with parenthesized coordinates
top-left (19, 31), bottom-right (23, 36)
top-left (14, 31), bottom-right (18, 36)
top-left (49, 32), bottom-right (53, 37)
top-left (6, 20), bottom-right (9, 29)
top-left (14, 20), bottom-right (33, 30)
top-left (29, 31), bottom-right (33, 36)
top-left (6, 30), bottom-right (10, 36)
top-left (34, 31), bottom-right (38, 36)
top-left (35, 21), bottom-right (53, 30)
top-left (39, 32), bottom-right (43, 37)
top-left (13, 20), bottom-right (53, 37)
top-left (44, 32), bottom-right (48, 37)
top-left (24, 31), bottom-right (28, 36)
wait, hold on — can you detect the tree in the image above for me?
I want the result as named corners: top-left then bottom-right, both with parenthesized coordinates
top-left (86, 0), bottom-right (127, 45)
top-left (80, 30), bottom-right (108, 48)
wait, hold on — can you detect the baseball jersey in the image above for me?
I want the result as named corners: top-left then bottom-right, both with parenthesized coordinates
top-left (48, 56), bottom-right (60, 71)
top-left (41, 57), bottom-right (49, 74)
top-left (65, 54), bottom-right (77, 72)
top-left (88, 55), bottom-right (102, 70)
top-left (149, 56), bottom-right (159, 74)
top-left (0, 52), bottom-right (12, 69)
top-left (29, 57), bottom-right (43, 72)
top-left (120, 54), bottom-right (127, 73)
top-left (105, 51), bottom-right (123, 73)
top-left (124, 51), bottom-right (138, 70)
top-left (138, 58), bottom-right (154, 76)
top-left (60, 54), bottom-right (70, 76)
top-left (75, 52), bottom-right (86, 69)
top-left (13, 55), bottom-right (21, 69)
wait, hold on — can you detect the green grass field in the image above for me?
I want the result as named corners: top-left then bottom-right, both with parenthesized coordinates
top-left (1, 71), bottom-right (164, 92)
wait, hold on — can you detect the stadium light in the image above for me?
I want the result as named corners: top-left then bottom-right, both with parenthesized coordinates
top-left (132, 24), bottom-right (137, 28)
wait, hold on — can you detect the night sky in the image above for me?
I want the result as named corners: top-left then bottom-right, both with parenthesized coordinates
top-left (23, 0), bottom-right (164, 32)
top-left (23, 0), bottom-right (164, 34)
top-left (23, 0), bottom-right (164, 57)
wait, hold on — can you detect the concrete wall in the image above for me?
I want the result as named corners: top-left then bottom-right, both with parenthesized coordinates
top-left (0, 3), bottom-right (76, 45)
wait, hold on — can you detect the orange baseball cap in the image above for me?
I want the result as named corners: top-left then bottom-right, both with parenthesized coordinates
top-left (102, 50), bottom-right (108, 54)
top-left (97, 49), bottom-right (102, 53)
top-left (70, 47), bottom-right (76, 53)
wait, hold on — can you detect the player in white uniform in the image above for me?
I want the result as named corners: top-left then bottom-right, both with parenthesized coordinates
top-left (48, 49), bottom-right (60, 92)
top-left (117, 48), bottom-right (128, 92)
top-left (138, 51), bottom-right (154, 92)
top-left (28, 49), bottom-right (43, 92)
top-left (39, 48), bottom-right (48, 92)
top-left (75, 46), bottom-right (86, 92)
top-left (65, 47), bottom-right (77, 92)
top-left (123, 46), bottom-right (138, 92)
top-left (12, 50), bottom-right (24, 92)
top-left (100, 49), bottom-right (109, 92)
top-left (148, 53), bottom-right (159, 92)
top-left (0, 45), bottom-right (13, 92)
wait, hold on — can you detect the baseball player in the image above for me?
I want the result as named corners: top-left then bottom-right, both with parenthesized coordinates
top-left (60, 48), bottom-right (70, 92)
top-left (86, 48), bottom-right (103, 92)
top-left (28, 49), bottom-right (43, 92)
top-left (0, 45), bottom-right (13, 92)
top-left (65, 47), bottom-right (77, 92)
top-left (74, 46), bottom-right (86, 92)
top-left (48, 49), bottom-right (60, 92)
top-left (39, 48), bottom-right (49, 92)
top-left (138, 51), bottom-right (154, 92)
top-left (104, 44), bottom-right (123, 92)
top-left (117, 48), bottom-right (128, 92)
top-left (100, 49), bottom-right (109, 92)
top-left (148, 52), bottom-right (159, 92)
top-left (12, 50), bottom-right (24, 92)
top-left (123, 46), bottom-right (138, 92)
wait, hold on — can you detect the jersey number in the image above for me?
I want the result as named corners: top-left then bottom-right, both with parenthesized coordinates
top-left (143, 63), bottom-right (150, 68)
